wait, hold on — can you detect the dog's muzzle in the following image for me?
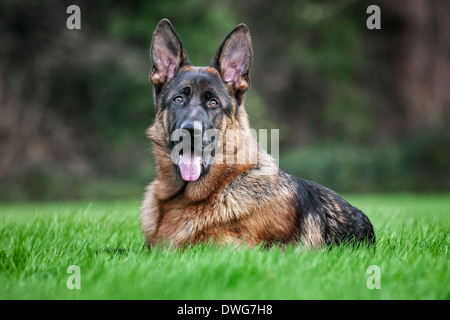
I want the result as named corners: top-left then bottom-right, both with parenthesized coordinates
top-left (177, 120), bottom-right (204, 182)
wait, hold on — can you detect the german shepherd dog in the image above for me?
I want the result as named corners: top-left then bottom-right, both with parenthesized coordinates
top-left (141, 19), bottom-right (375, 249)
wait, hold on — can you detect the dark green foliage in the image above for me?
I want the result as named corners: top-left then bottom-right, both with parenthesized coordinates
top-left (281, 129), bottom-right (450, 193)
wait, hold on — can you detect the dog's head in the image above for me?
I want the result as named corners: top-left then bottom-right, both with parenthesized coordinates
top-left (147, 19), bottom-right (253, 182)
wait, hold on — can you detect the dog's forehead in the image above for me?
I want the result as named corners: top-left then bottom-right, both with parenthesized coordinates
top-left (182, 66), bottom-right (221, 77)
top-left (171, 66), bottom-right (225, 91)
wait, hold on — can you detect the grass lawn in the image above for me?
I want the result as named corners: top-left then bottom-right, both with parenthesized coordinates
top-left (0, 194), bottom-right (448, 300)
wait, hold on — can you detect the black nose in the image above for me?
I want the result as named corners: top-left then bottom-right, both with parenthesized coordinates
top-left (180, 120), bottom-right (203, 138)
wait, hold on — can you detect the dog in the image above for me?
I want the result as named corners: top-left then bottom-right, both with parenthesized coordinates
top-left (140, 19), bottom-right (375, 249)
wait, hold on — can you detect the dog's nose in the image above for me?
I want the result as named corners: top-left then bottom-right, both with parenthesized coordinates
top-left (180, 120), bottom-right (203, 138)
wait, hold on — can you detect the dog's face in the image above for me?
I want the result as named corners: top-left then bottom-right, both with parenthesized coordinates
top-left (148, 19), bottom-right (253, 182)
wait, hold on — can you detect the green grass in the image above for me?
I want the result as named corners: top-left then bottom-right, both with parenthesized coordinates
top-left (0, 194), bottom-right (448, 299)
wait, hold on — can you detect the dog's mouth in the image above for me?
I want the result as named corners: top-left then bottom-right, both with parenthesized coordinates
top-left (170, 130), bottom-right (217, 182)
top-left (178, 151), bottom-right (203, 182)
top-left (176, 145), bottom-right (214, 182)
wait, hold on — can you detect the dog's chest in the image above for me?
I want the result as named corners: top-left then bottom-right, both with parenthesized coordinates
top-left (153, 190), bottom-right (253, 246)
top-left (144, 167), bottom-right (296, 247)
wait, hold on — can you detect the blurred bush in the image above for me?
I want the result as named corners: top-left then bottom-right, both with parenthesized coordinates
top-left (281, 129), bottom-right (450, 193)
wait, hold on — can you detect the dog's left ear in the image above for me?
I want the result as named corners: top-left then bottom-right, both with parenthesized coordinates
top-left (211, 24), bottom-right (253, 97)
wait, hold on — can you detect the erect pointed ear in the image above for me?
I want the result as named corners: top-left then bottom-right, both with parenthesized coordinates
top-left (211, 24), bottom-right (253, 97)
top-left (149, 19), bottom-right (190, 91)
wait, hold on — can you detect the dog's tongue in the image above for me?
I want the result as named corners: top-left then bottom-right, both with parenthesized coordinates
top-left (179, 153), bottom-right (202, 181)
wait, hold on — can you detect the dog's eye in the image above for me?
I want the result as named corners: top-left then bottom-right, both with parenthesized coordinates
top-left (208, 99), bottom-right (219, 107)
top-left (174, 96), bottom-right (183, 103)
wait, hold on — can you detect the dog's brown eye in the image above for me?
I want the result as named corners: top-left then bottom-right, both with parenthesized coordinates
top-left (209, 99), bottom-right (218, 107)
top-left (174, 96), bottom-right (183, 103)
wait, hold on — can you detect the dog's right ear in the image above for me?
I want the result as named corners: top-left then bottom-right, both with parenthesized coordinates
top-left (149, 19), bottom-right (190, 92)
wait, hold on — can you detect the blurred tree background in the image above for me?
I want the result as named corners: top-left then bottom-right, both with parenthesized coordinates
top-left (0, 0), bottom-right (449, 201)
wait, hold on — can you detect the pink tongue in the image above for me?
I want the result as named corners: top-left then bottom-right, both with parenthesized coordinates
top-left (179, 153), bottom-right (202, 181)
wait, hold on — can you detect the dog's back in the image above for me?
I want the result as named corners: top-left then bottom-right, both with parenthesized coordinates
top-left (292, 176), bottom-right (375, 248)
